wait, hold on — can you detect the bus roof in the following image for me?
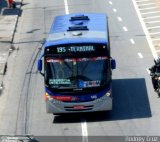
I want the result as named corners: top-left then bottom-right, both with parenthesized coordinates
top-left (45, 13), bottom-right (108, 47)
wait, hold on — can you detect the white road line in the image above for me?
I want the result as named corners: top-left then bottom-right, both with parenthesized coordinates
top-left (155, 45), bottom-right (160, 48)
top-left (113, 8), bottom-right (117, 12)
top-left (117, 17), bottom-right (122, 22)
top-left (142, 11), bottom-right (160, 15)
top-left (139, 6), bottom-right (159, 11)
top-left (152, 38), bottom-right (160, 41)
top-left (123, 27), bottom-right (128, 31)
top-left (130, 39), bottom-right (135, 44)
top-left (146, 68), bottom-right (150, 74)
top-left (109, 1), bottom-right (113, 5)
top-left (138, 52), bottom-right (143, 58)
top-left (136, 0), bottom-right (151, 2)
top-left (150, 32), bottom-right (160, 35)
top-left (64, 0), bottom-right (69, 14)
top-left (81, 119), bottom-right (88, 142)
top-left (148, 26), bottom-right (160, 30)
top-left (132, 0), bottom-right (158, 59)
top-left (138, 2), bottom-right (158, 6)
top-left (143, 15), bottom-right (160, 20)
top-left (147, 20), bottom-right (160, 24)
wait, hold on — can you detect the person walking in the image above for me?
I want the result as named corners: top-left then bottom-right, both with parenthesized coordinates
top-left (8, 0), bottom-right (14, 8)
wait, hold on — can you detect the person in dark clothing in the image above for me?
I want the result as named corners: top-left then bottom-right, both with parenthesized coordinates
top-left (149, 58), bottom-right (160, 91)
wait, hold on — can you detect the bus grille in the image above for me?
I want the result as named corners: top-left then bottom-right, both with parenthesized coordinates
top-left (64, 105), bottom-right (93, 111)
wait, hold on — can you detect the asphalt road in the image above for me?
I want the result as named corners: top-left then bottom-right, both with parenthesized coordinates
top-left (0, 0), bottom-right (160, 140)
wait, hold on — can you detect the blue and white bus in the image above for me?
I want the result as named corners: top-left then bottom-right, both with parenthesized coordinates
top-left (38, 13), bottom-right (116, 114)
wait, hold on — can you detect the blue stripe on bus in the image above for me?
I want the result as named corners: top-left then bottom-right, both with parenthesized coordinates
top-left (45, 86), bottom-right (111, 102)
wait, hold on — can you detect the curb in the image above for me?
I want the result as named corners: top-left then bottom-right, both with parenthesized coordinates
top-left (0, 0), bottom-right (22, 92)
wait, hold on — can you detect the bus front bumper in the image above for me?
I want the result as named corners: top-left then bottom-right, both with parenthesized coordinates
top-left (46, 95), bottom-right (112, 114)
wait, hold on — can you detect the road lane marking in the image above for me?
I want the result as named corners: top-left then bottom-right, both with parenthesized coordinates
top-left (130, 39), bottom-right (135, 44)
top-left (132, 0), bottom-right (158, 59)
top-left (136, 0), bottom-right (151, 2)
top-left (150, 32), bottom-right (160, 35)
top-left (143, 15), bottom-right (160, 20)
top-left (123, 27), bottom-right (128, 31)
top-left (138, 2), bottom-right (158, 6)
top-left (152, 38), bottom-right (160, 41)
top-left (148, 26), bottom-right (160, 30)
top-left (64, 0), bottom-right (69, 14)
top-left (109, 1), bottom-right (113, 5)
top-left (146, 21), bottom-right (160, 24)
top-left (81, 119), bottom-right (88, 142)
top-left (146, 68), bottom-right (150, 74)
top-left (142, 11), bottom-right (160, 15)
top-left (139, 6), bottom-right (158, 11)
top-left (138, 52), bottom-right (143, 58)
top-left (117, 17), bottom-right (122, 22)
top-left (113, 8), bottom-right (117, 12)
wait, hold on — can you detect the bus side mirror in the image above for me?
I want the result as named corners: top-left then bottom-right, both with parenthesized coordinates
top-left (37, 59), bottom-right (44, 76)
top-left (38, 59), bottom-right (42, 72)
top-left (111, 59), bottom-right (116, 69)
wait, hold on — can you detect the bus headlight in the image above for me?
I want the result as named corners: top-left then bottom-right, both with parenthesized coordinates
top-left (45, 93), bottom-right (53, 101)
top-left (106, 92), bottom-right (111, 97)
top-left (105, 89), bottom-right (112, 97)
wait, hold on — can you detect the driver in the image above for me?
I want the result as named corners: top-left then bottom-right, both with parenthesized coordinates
top-left (149, 58), bottom-right (160, 91)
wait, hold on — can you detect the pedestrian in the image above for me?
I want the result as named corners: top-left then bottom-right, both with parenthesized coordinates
top-left (12, 1), bottom-right (16, 8)
top-left (8, 0), bottom-right (16, 8)
top-left (8, 0), bottom-right (13, 8)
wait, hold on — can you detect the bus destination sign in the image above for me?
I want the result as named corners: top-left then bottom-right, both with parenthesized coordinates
top-left (45, 45), bottom-right (107, 56)
top-left (56, 45), bottom-right (95, 53)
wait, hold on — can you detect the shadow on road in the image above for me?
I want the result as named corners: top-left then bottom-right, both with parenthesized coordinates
top-left (107, 78), bottom-right (151, 120)
top-left (53, 78), bottom-right (152, 123)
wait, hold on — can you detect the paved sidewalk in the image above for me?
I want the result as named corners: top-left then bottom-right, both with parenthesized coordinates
top-left (0, 0), bottom-right (22, 92)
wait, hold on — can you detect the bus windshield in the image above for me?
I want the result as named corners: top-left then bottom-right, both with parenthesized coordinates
top-left (45, 56), bottom-right (110, 92)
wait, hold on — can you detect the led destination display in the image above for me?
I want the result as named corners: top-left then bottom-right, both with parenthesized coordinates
top-left (57, 45), bottom-right (95, 53)
top-left (45, 45), bottom-right (108, 56)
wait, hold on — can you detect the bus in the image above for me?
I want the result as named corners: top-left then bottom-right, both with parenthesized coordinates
top-left (37, 13), bottom-right (116, 114)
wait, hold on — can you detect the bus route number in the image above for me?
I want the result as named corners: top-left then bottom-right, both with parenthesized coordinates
top-left (57, 47), bottom-right (66, 53)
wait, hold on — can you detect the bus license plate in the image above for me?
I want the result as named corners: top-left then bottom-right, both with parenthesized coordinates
top-left (73, 105), bottom-right (85, 110)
